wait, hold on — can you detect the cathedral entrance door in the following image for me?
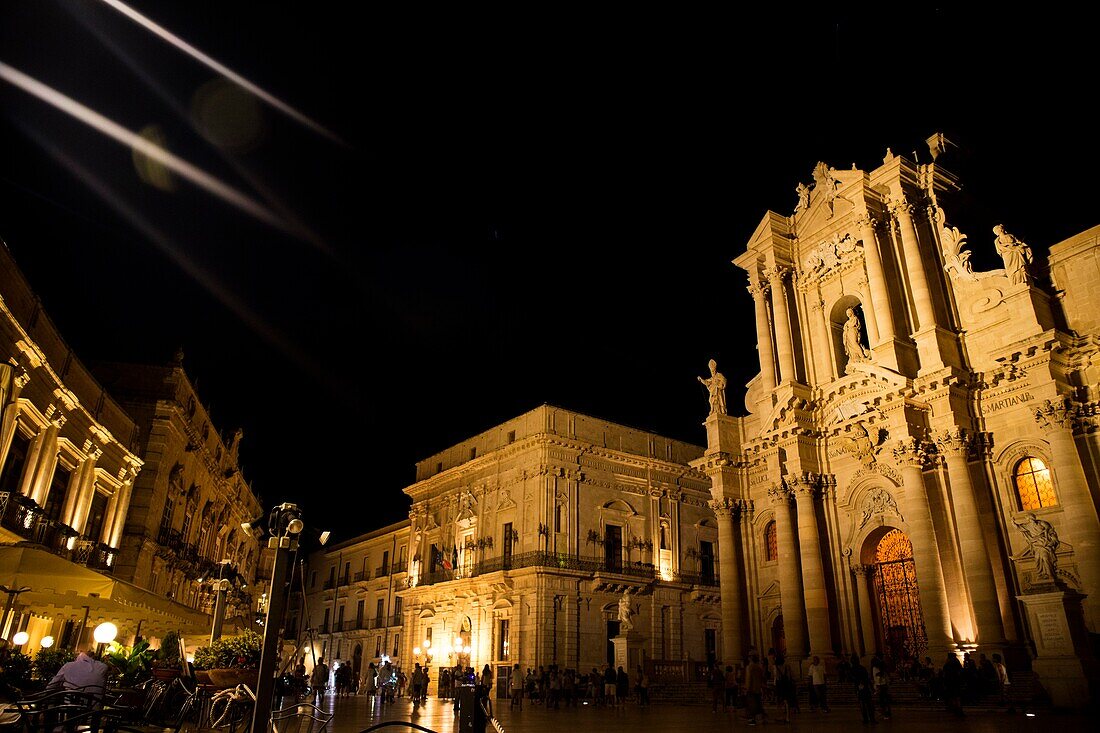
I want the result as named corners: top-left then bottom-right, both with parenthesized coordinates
top-left (872, 529), bottom-right (927, 662)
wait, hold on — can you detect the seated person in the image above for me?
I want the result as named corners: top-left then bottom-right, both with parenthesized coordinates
top-left (47, 650), bottom-right (109, 696)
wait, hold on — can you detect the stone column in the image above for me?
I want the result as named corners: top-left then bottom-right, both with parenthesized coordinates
top-left (67, 449), bottom-right (101, 532)
top-left (710, 497), bottom-right (744, 664)
top-left (0, 366), bottom-right (29, 473)
top-left (809, 295), bottom-right (835, 384)
top-left (1035, 399), bottom-right (1100, 630)
top-left (893, 439), bottom-right (954, 656)
top-left (748, 280), bottom-right (777, 392)
top-left (26, 423), bottom-right (60, 505)
top-left (790, 475), bottom-right (833, 658)
top-left (857, 209), bottom-right (896, 345)
top-left (890, 194), bottom-right (944, 371)
top-left (766, 267), bottom-right (796, 384)
top-left (935, 429), bottom-right (1006, 647)
top-left (852, 565), bottom-right (877, 656)
top-left (770, 484), bottom-right (806, 658)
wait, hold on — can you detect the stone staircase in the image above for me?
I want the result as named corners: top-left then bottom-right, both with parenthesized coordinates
top-left (648, 671), bottom-right (1044, 710)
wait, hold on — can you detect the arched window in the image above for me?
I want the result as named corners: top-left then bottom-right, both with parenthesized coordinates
top-left (764, 520), bottom-right (778, 561)
top-left (1015, 456), bottom-right (1057, 511)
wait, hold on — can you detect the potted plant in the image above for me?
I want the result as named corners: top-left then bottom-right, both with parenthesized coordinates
top-left (0, 649), bottom-right (33, 699)
top-left (192, 631), bottom-right (261, 688)
top-left (104, 639), bottom-right (153, 705)
top-left (32, 647), bottom-right (75, 683)
top-left (151, 630), bottom-right (184, 679)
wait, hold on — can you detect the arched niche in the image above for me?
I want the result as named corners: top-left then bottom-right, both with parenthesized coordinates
top-left (829, 295), bottom-right (870, 375)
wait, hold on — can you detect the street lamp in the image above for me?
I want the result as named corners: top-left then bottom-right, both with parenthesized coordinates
top-left (210, 559), bottom-right (233, 644)
top-left (12, 631), bottom-right (28, 647)
top-left (40, 635), bottom-right (54, 648)
top-left (0, 585), bottom-right (31, 640)
top-left (93, 621), bottom-right (117, 656)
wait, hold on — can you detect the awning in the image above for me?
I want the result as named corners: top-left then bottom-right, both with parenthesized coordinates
top-left (0, 544), bottom-right (245, 639)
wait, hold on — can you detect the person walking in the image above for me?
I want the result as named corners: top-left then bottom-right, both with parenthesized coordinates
top-left (774, 654), bottom-right (798, 723)
top-left (807, 655), bottom-right (829, 712)
top-left (636, 665), bottom-right (650, 707)
top-left (724, 665), bottom-right (739, 711)
top-left (310, 656), bottom-right (330, 704)
top-left (743, 653), bottom-right (765, 726)
top-left (942, 653), bottom-right (964, 717)
top-left (850, 654), bottom-right (876, 724)
top-left (480, 664), bottom-right (494, 717)
top-left (871, 653), bottom-right (891, 720)
top-left (511, 663), bottom-right (524, 709)
top-left (707, 662), bottom-right (724, 712)
top-left (992, 653), bottom-right (1013, 712)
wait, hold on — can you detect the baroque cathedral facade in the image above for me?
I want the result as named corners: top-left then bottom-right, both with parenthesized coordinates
top-left (699, 136), bottom-right (1100, 703)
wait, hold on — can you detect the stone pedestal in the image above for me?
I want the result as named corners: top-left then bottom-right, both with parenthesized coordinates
top-left (1017, 587), bottom-right (1098, 708)
top-left (612, 632), bottom-right (645, 673)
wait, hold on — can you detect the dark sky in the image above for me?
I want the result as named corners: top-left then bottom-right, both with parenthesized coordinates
top-left (1, 3), bottom-right (1095, 543)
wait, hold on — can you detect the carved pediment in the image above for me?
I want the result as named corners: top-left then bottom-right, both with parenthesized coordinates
top-left (496, 489), bottom-right (516, 511)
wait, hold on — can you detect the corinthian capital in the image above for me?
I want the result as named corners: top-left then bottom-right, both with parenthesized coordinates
top-left (1034, 397), bottom-right (1076, 433)
top-left (786, 472), bottom-right (820, 499)
top-left (933, 428), bottom-right (973, 458)
top-left (767, 483), bottom-right (791, 505)
top-left (892, 437), bottom-right (929, 469)
top-left (746, 278), bottom-right (770, 300)
top-left (708, 496), bottom-right (741, 519)
top-left (888, 194), bottom-right (914, 218)
top-left (762, 266), bottom-right (790, 286)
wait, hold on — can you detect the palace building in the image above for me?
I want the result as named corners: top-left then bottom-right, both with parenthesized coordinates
top-left (698, 136), bottom-right (1100, 704)
top-left (392, 404), bottom-right (716, 696)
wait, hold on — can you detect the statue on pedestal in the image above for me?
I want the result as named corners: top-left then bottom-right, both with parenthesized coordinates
top-left (842, 307), bottom-right (873, 364)
top-left (993, 224), bottom-right (1033, 285)
top-left (697, 359), bottom-right (727, 416)
top-left (618, 589), bottom-right (634, 633)
top-left (1013, 512), bottom-right (1060, 581)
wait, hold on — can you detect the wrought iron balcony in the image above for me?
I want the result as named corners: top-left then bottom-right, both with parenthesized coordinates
top-left (353, 570), bottom-right (369, 582)
top-left (0, 491), bottom-right (118, 573)
top-left (374, 564), bottom-right (390, 577)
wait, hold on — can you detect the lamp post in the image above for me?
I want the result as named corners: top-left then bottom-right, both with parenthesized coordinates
top-left (210, 559), bottom-right (232, 644)
top-left (93, 621), bottom-right (117, 657)
top-left (250, 503), bottom-right (305, 733)
top-left (0, 585), bottom-right (30, 640)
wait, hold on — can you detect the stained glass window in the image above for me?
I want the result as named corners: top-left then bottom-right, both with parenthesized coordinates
top-left (1014, 456), bottom-right (1056, 511)
top-left (764, 520), bottom-right (778, 561)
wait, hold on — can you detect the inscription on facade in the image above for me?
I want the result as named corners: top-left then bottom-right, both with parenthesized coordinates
top-left (985, 392), bottom-right (1034, 414)
top-left (1036, 608), bottom-right (1068, 650)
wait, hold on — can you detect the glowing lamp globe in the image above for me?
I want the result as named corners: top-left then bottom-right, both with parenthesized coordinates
top-left (40, 635), bottom-right (54, 648)
top-left (93, 622), bottom-right (118, 644)
top-left (12, 631), bottom-right (28, 645)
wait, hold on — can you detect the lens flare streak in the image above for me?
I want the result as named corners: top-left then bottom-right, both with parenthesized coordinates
top-left (96, 0), bottom-right (347, 147)
top-left (0, 60), bottom-right (291, 235)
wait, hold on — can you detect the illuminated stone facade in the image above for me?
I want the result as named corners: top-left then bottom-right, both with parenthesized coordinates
top-left (700, 138), bottom-right (1100, 700)
top-left (1, 241), bottom-right (142, 647)
top-left (299, 521), bottom-right (410, 684)
top-left (397, 405), bottom-right (716, 695)
top-left (94, 356), bottom-right (265, 635)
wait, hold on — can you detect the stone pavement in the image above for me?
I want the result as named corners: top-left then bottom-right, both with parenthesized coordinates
top-left (308, 694), bottom-right (1094, 733)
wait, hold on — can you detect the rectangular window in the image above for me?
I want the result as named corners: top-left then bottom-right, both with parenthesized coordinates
top-left (375, 599), bottom-right (385, 625)
top-left (381, 550), bottom-right (389, 575)
top-left (85, 491), bottom-right (109, 543)
top-left (497, 619), bottom-right (510, 660)
top-left (604, 524), bottom-right (623, 572)
top-left (375, 637), bottom-right (381, 658)
top-left (322, 608), bottom-right (330, 633)
top-left (394, 597), bottom-right (402, 617)
top-left (337, 605), bottom-right (345, 629)
top-left (180, 507), bottom-right (192, 544)
top-left (502, 522), bottom-right (513, 566)
top-left (327, 566), bottom-right (335, 587)
top-left (343, 561), bottom-right (350, 584)
top-left (436, 462), bottom-right (443, 474)
top-left (700, 540), bottom-right (715, 585)
top-left (554, 504), bottom-right (563, 533)
top-left (507, 431), bottom-right (516, 444)
top-left (469, 447), bottom-right (477, 461)
top-left (393, 634), bottom-right (399, 658)
top-left (356, 600), bottom-right (364, 628)
top-left (43, 465), bottom-right (71, 522)
top-left (397, 545), bottom-right (407, 567)
top-left (0, 431), bottom-right (30, 494)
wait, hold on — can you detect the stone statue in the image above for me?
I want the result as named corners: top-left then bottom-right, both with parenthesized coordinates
top-left (697, 359), bottom-right (727, 416)
top-left (993, 224), bottom-right (1033, 285)
top-left (794, 182), bottom-right (810, 214)
top-left (1014, 512), bottom-right (1060, 580)
top-left (842, 307), bottom-right (873, 363)
top-left (618, 589), bottom-right (634, 633)
top-left (229, 428), bottom-right (243, 463)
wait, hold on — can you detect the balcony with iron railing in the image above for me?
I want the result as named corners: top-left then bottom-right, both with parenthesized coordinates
top-left (374, 564), bottom-right (390, 578)
top-left (353, 570), bottom-right (369, 582)
top-left (323, 578), bottom-right (336, 590)
top-left (408, 550), bottom-right (663, 588)
top-left (0, 491), bottom-right (118, 573)
top-left (339, 574), bottom-right (349, 586)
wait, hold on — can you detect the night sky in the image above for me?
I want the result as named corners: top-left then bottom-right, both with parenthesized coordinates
top-left (1, 4), bottom-right (1095, 543)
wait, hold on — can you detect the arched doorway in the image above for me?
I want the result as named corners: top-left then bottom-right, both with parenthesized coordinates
top-left (770, 614), bottom-right (787, 656)
top-left (872, 529), bottom-right (927, 661)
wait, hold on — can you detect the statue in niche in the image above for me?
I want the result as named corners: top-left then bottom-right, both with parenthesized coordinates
top-left (794, 182), bottom-right (810, 214)
top-left (993, 224), bottom-right (1033, 285)
top-left (842, 307), bottom-right (873, 364)
top-left (1013, 512), bottom-right (1060, 581)
top-left (697, 359), bottom-right (727, 416)
top-left (618, 588), bottom-right (635, 633)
